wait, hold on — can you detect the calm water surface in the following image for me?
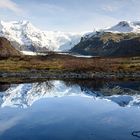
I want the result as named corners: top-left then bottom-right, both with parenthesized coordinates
top-left (0, 80), bottom-right (140, 140)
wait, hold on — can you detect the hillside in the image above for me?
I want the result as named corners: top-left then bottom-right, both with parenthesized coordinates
top-left (71, 21), bottom-right (140, 57)
top-left (71, 32), bottom-right (140, 57)
top-left (0, 37), bottom-right (21, 57)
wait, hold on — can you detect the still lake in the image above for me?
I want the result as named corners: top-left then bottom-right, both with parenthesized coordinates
top-left (0, 79), bottom-right (140, 140)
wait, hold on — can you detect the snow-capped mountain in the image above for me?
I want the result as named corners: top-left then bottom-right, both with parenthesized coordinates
top-left (82, 21), bottom-right (140, 38)
top-left (82, 21), bottom-right (140, 39)
top-left (0, 20), bottom-right (82, 52)
top-left (71, 21), bottom-right (140, 57)
top-left (0, 81), bottom-right (140, 108)
top-left (105, 21), bottom-right (140, 33)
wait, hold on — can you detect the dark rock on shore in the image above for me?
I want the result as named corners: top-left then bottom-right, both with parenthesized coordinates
top-left (0, 70), bottom-right (140, 80)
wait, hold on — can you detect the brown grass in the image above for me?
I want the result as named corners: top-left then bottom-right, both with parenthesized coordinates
top-left (0, 54), bottom-right (139, 73)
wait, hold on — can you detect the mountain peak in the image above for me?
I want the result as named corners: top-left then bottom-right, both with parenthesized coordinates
top-left (13, 20), bottom-right (35, 29)
top-left (105, 20), bottom-right (140, 33)
top-left (18, 20), bottom-right (30, 25)
top-left (117, 21), bottom-right (131, 27)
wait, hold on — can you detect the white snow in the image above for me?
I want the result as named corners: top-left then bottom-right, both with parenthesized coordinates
top-left (21, 51), bottom-right (37, 56)
top-left (21, 51), bottom-right (46, 56)
top-left (71, 54), bottom-right (93, 58)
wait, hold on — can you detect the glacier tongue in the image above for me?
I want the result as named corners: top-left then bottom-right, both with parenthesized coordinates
top-left (0, 20), bottom-right (82, 52)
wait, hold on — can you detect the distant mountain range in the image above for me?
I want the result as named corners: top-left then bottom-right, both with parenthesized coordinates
top-left (0, 20), bottom-right (140, 57)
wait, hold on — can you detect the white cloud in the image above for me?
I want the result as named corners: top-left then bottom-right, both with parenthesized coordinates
top-left (0, 0), bottom-right (22, 13)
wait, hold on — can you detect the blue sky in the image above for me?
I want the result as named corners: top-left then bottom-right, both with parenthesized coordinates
top-left (0, 0), bottom-right (140, 32)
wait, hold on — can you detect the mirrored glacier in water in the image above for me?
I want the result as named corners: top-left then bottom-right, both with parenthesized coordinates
top-left (0, 80), bottom-right (140, 108)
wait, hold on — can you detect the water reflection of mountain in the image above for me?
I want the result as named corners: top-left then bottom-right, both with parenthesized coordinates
top-left (64, 80), bottom-right (140, 96)
top-left (0, 80), bottom-right (140, 108)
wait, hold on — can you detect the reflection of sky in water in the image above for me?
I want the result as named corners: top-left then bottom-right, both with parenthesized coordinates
top-left (0, 80), bottom-right (140, 140)
top-left (0, 97), bottom-right (139, 140)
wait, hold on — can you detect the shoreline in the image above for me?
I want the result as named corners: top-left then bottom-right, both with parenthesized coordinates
top-left (0, 70), bottom-right (140, 83)
top-left (0, 55), bottom-right (139, 83)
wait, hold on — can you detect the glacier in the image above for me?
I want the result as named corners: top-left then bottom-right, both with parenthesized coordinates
top-left (0, 20), bottom-right (82, 52)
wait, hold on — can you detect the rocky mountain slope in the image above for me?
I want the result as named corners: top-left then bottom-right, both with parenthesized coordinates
top-left (71, 32), bottom-right (140, 57)
top-left (0, 20), bottom-right (82, 53)
top-left (71, 21), bottom-right (140, 57)
top-left (0, 37), bottom-right (21, 57)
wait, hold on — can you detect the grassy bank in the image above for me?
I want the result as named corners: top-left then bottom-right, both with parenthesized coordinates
top-left (0, 54), bottom-right (139, 73)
